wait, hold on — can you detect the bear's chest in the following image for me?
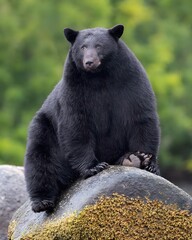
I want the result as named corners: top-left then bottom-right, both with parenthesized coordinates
top-left (84, 85), bottom-right (131, 138)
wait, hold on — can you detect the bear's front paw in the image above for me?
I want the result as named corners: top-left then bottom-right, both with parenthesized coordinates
top-left (82, 162), bottom-right (109, 179)
top-left (120, 152), bottom-right (152, 168)
top-left (31, 199), bottom-right (55, 213)
top-left (120, 152), bottom-right (160, 174)
top-left (136, 152), bottom-right (153, 168)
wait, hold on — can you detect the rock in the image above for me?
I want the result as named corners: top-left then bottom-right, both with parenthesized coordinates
top-left (0, 165), bottom-right (28, 240)
top-left (9, 166), bottom-right (192, 240)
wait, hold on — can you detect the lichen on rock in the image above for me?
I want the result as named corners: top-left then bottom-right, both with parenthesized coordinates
top-left (15, 193), bottom-right (192, 240)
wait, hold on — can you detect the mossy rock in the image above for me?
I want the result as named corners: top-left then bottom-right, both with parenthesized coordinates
top-left (9, 166), bottom-right (192, 239)
top-left (10, 194), bottom-right (192, 240)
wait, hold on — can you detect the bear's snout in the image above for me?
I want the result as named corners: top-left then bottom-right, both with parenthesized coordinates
top-left (83, 59), bottom-right (101, 71)
top-left (83, 49), bottom-right (101, 72)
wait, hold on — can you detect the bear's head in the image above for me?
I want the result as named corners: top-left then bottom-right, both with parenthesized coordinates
top-left (64, 25), bottom-right (124, 73)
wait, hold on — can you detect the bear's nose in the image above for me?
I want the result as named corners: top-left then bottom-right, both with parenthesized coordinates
top-left (85, 61), bottom-right (93, 67)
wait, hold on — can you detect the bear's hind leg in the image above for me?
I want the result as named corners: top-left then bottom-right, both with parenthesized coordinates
top-left (25, 113), bottom-right (62, 212)
top-left (25, 144), bottom-right (60, 212)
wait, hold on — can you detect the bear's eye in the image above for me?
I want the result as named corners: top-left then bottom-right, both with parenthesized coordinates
top-left (81, 45), bottom-right (87, 50)
top-left (96, 44), bottom-right (102, 50)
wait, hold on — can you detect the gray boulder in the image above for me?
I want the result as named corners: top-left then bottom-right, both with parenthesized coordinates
top-left (0, 165), bottom-right (28, 240)
top-left (9, 166), bottom-right (192, 239)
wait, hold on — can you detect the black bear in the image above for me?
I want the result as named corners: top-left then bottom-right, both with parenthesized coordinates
top-left (24, 25), bottom-right (160, 213)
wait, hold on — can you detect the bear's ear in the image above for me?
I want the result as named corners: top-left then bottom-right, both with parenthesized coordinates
top-left (109, 24), bottom-right (124, 39)
top-left (64, 28), bottom-right (79, 44)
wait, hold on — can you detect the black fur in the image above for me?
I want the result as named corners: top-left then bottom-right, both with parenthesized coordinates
top-left (24, 25), bottom-right (160, 212)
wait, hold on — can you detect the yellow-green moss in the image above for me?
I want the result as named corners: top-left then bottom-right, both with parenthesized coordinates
top-left (14, 194), bottom-right (192, 239)
top-left (8, 220), bottom-right (17, 240)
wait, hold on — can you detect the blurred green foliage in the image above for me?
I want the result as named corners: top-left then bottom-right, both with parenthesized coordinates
top-left (0, 0), bottom-right (192, 173)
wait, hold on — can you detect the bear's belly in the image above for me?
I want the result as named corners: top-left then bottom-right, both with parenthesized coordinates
top-left (94, 119), bottom-right (128, 164)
